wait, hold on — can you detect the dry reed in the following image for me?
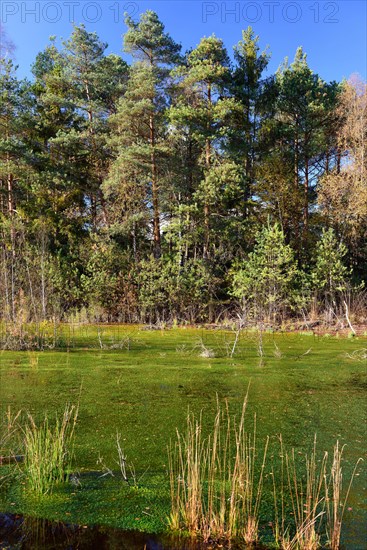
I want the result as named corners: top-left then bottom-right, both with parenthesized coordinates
top-left (325, 441), bottom-right (363, 549)
top-left (168, 394), bottom-right (269, 545)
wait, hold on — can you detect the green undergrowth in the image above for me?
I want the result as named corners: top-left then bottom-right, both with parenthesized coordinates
top-left (0, 327), bottom-right (366, 546)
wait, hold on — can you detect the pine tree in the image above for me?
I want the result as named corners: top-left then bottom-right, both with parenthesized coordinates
top-left (231, 223), bottom-right (301, 321)
top-left (169, 35), bottom-right (236, 259)
top-left (312, 228), bottom-right (351, 306)
top-left (230, 27), bottom-right (270, 219)
top-left (103, 63), bottom-right (158, 256)
top-left (260, 48), bottom-right (336, 253)
top-left (120, 10), bottom-right (181, 257)
top-left (61, 25), bottom-right (128, 227)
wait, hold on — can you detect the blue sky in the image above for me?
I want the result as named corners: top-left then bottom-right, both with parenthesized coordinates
top-left (1, 0), bottom-right (366, 82)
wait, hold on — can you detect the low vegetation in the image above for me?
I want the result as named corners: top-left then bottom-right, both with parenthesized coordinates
top-left (168, 402), bottom-right (362, 548)
top-left (22, 405), bottom-right (78, 495)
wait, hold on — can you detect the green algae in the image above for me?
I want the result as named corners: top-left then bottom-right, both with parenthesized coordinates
top-left (0, 327), bottom-right (366, 546)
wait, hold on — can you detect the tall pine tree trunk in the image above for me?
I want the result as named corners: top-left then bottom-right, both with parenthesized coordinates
top-left (7, 172), bottom-right (14, 217)
top-left (150, 113), bottom-right (161, 258)
top-left (203, 137), bottom-right (211, 259)
top-left (304, 157), bottom-right (309, 241)
top-left (293, 117), bottom-right (301, 253)
top-left (203, 83), bottom-right (212, 259)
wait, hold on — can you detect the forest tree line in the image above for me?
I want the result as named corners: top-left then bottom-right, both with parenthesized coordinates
top-left (0, 11), bottom-right (366, 324)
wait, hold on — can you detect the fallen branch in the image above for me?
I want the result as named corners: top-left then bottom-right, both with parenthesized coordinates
top-left (344, 301), bottom-right (356, 335)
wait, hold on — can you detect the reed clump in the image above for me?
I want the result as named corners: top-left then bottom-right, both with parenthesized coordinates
top-left (169, 404), bottom-right (362, 549)
top-left (168, 395), bottom-right (269, 545)
top-left (325, 442), bottom-right (363, 550)
top-left (22, 405), bottom-right (78, 495)
top-left (272, 437), bottom-right (362, 550)
top-left (272, 436), bottom-right (327, 550)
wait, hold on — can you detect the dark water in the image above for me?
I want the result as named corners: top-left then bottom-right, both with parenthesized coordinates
top-left (0, 514), bottom-right (166, 550)
top-left (1, 512), bottom-right (367, 550)
top-left (1, 513), bottom-right (366, 550)
top-left (0, 514), bottom-right (222, 550)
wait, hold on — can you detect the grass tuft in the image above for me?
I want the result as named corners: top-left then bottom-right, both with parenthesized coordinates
top-left (22, 404), bottom-right (78, 495)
